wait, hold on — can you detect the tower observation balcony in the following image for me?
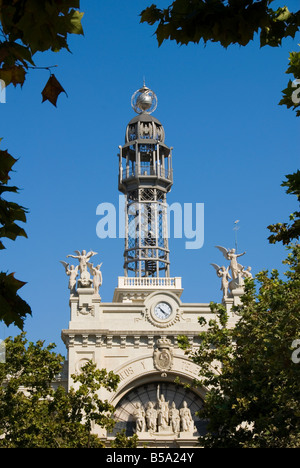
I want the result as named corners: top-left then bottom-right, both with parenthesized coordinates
top-left (119, 147), bottom-right (173, 192)
top-left (118, 112), bottom-right (173, 194)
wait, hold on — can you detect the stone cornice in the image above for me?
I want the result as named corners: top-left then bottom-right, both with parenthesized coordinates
top-left (61, 329), bottom-right (200, 349)
top-left (62, 328), bottom-right (201, 337)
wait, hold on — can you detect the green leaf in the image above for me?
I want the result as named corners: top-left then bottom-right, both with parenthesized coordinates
top-left (0, 0), bottom-right (84, 96)
top-left (0, 148), bottom-right (17, 183)
top-left (0, 272), bottom-right (31, 329)
top-left (0, 146), bottom-right (28, 251)
top-left (268, 171), bottom-right (300, 244)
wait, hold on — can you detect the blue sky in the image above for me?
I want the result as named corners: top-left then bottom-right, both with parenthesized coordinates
top-left (1, 0), bottom-right (299, 356)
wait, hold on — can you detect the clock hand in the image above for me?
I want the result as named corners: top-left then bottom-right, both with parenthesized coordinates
top-left (159, 306), bottom-right (168, 316)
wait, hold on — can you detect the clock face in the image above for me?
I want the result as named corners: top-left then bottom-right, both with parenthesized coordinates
top-left (154, 302), bottom-right (172, 321)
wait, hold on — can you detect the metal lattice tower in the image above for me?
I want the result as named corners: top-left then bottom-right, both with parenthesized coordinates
top-left (118, 84), bottom-right (173, 278)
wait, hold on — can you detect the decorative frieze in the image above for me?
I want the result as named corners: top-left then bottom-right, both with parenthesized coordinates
top-left (120, 336), bottom-right (127, 348)
top-left (96, 335), bottom-right (103, 347)
top-left (62, 331), bottom-right (200, 350)
top-left (133, 392), bottom-right (196, 436)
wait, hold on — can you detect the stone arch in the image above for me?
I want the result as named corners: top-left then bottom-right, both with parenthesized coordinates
top-left (110, 353), bottom-right (206, 403)
top-left (108, 376), bottom-right (207, 440)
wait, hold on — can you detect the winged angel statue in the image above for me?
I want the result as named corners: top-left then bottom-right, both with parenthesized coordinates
top-left (60, 262), bottom-right (79, 293)
top-left (60, 250), bottom-right (101, 293)
top-left (211, 246), bottom-right (252, 301)
top-left (215, 246), bottom-right (246, 279)
top-left (210, 264), bottom-right (231, 299)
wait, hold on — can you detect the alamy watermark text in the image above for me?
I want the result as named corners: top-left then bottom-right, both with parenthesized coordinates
top-left (96, 196), bottom-right (204, 250)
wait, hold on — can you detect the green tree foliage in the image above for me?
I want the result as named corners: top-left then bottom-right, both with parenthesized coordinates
top-left (179, 244), bottom-right (300, 448)
top-left (279, 51), bottom-right (300, 117)
top-left (110, 429), bottom-right (139, 448)
top-left (0, 1), bottom-right (84, 330)
top-left (68, 361), bottom-right (119, 447)
top-left (0, 142), bottom-right (31, 329)
top-left (268, 170), bottom-right (300, 245)
top-left (0, 334), bottom-right (122, 448)
top-left (140, 0), bottom-right (300, 116)
top-left (0, 0), bottom-right (84, 105)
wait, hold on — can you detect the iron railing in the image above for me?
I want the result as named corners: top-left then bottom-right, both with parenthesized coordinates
top-left (121, 165), bottom-right (173, 181)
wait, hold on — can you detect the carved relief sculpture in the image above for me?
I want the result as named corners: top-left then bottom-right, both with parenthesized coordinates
top-left (132, 391), bottom-right (195, 436)
top-left (133, 402), bottom-right (146, 433)
top-left (179, 401), bottom-right (194, 432)
top-left (153, 337), bottom-right (174, 375)
top-left (169, 402), bottom-right (180, 433)
top-left (157, 394), bottom-right (169, 429)
top-left (145, 402), bottom-right (157, 432)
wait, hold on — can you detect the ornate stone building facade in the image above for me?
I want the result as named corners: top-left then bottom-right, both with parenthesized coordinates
top-left (61, 85), bottom-right (251, 448)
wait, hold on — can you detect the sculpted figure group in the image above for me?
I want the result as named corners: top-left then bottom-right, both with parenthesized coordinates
top-left (211, 246), bottom-right (253, 301)
top-left (133, 395), bottom-right (194, 435)
top-left (60, 250), bottom-right (103, 295)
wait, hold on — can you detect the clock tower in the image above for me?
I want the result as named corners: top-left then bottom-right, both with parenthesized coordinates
top-left (61, 84), bottom-right (243, 448)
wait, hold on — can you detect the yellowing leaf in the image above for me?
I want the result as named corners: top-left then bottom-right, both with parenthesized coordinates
top-left (67, 9), bottom-right (84, 35)
top-left (0, 65), bottom-right (26, 87)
